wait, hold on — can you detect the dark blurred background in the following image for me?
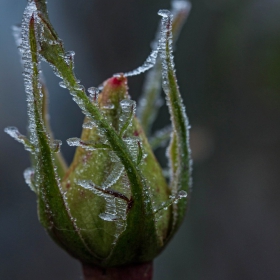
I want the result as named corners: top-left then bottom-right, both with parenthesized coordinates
top-left (1, 0), bottom-right (280, 279)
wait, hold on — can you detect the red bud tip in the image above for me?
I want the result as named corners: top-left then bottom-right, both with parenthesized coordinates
top-left (107, 74), bottom-right (127, 87)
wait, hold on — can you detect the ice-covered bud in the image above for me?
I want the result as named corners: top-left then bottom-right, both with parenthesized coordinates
top-left (62, 75), bottom-right (172, 266)
top-left (6, 0), bottom-right (192, 278)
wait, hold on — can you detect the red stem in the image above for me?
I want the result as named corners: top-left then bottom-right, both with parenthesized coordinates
top-left (82, 262), bottom-right (153, 280)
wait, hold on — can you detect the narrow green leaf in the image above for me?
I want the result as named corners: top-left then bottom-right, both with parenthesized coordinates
top-left (137, 0), bottom-right (191, 136)
top-left (158, 9), bottom-right (192, 235)
top-left (21, 2), bottom-right (99, 263)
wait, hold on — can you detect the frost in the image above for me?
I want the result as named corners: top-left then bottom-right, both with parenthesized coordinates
top-left (123, 136), bottom-right (140, 163)
top-left (23, 167), bottom-right (36, 192)
top-left (153, 190), bottom-right (188, 214)
top-left (67, 137), bottom-right (109, 150)
top-left (102, 104), bottom-right (115, 110)
top-left (158, 9), bottom-right (171, 18)
top-left (78, 180), bottom-right (127, 237)
top-left (87, 87), bottom-right (101, 104)
top-left (119, 99), bottom-right (136, 136)
top-left (59, 81), bottom-right (67, 88)
top-left (121, 49), bottom-right (159, 77)
top-left (101, 163), bottom-right (124, 189)
top-left (4, 126), bottom-right (34, 153)
top-left (82, 121), bottom-right (97, 129)
top-left (51, 139), bottom-right (62, 153)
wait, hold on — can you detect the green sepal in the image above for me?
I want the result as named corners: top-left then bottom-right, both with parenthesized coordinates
top-left (26, 10), bottom-right (99, 263)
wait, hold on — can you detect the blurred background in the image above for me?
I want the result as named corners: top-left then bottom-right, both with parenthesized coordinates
top-left (1, 0), bottom-right (280, 279)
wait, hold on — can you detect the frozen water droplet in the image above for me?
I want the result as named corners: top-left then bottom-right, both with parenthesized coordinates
top-left (5, 126), bottom-right (21, 139)
top-left (99, 213), bottom-right (119, 221)
top-left (158, 9), bottom-right (171, 17)
top-left (74, 84), bottom-right (84, 91)
top-left (178, 190), bottom-right (187, 198)
top-left (123, 49), bottom-right (159, 77)
top-left (102, 104), bottom-right (115, 110)
top-left (4, 126), bottom-right (34, 152)
top-left (66, 137), bottom-right (80, 147)
top-left (113, 73), bottom-right (122, 78)
top-left (63, 51), bottom-right (75, 66)
top-left (67, 137), bottom-right (109, 150)
top-left (82, 121), bottom-right (97, 129)
top-left (65, 50), bottom-right (75, 57)
top-left (59, 81), bottom-right (67, 88)
top-left (87, 87), bottom-right (100, 103)
top-left (23, 167), bottom-right (36, 192)
top-left (52, 140), bottom-right (62, 153)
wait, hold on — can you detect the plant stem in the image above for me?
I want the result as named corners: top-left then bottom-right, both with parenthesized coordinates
top-left (82, 262), bottom-right (153, 280)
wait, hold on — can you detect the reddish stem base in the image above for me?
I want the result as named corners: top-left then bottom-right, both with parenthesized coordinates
top-left (82, 262), bottom-right (153, 280)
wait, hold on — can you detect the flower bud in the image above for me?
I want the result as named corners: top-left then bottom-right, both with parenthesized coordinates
top-left (6, 0), bottom-right (192, 272)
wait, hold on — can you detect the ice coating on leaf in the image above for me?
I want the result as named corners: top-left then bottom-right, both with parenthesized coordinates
top-left (59, 81), bottom-right (67, 88)
top-left (20, 3), bottom-right (88, 248)
top-left (158, 8), bottom-right (192, 235)
top-left (67, 137), bottom-right (109, 150)
top-left (153, 190), bottom-right (187, 214)
top-left (23, 167), bottom-right (36, 192)
top-left (121, 49), bottom-right (159, 77)
top-left (101, 163), bottom-right (124, 190)
top-left (52, 139), bottom-right (62, 153)
top-left (137, 1), bottom-right (191, 136)
top-left (4, 126), bottom-right (34, 153)
top-left (109, 151), bottom-right (120, 163)
top-left (158, 9), bottom-right (171, 18)
top-left (119, 99), bottom-right (136, 136)
top-left (82, 121), bottom-right (97, 129)
top-left (63, 50), bottom-right (75, 66)
top-left (21, 1), bottom-right (40, 147)
top-left (78, 180), bottom-right (127, 238)
top-left (123, 137), bottom-right (141, 163)
top-left (87, 87), bottom-right (101, 104)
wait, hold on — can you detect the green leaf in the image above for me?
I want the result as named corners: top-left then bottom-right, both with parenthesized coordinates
top-left (158, 9), bottom-right (192, 236)
top-left (21, 3), bottom-right (99, 263)
top-left (138, 0), bottom-right (191, 136)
